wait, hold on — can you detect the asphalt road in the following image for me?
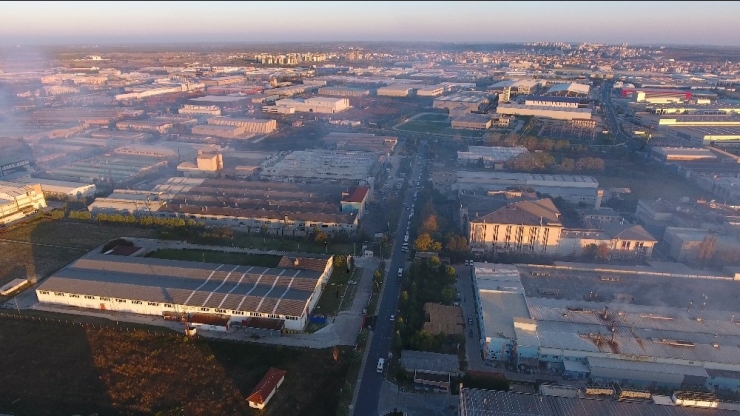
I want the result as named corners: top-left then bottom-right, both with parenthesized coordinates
top-left (353, 142), bottom-right (427, 416)
top-left (601, 82), bottom-right (641, 151)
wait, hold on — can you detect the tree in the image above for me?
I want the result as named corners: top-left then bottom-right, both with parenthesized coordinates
top-left (333, 255), bottom-right (347, 271)
top-left (332, 346), bottom-right (339, 363)
top-left (314, 231), bottom-right (328, 244)
top-left (697, 234), bottom-right (717, 263)
top-left (446, 234), bottom-right (469, 253)
top-left (557, 158), bottom-right (575, 172)
top-left (414, 233), bottom-right (441, 252)
top-left (596, 243), bottom-right (611, 260)
top-left (582, 243), bottom-right (597, 260)
top-left (421, 214), bottom-right (439, 234)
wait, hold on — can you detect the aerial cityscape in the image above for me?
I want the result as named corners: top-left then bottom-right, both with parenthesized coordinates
top-left (3, 1), bottom-right (740, 416)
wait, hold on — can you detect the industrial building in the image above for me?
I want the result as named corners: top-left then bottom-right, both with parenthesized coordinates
top-left (451, 114), bottom-right (493, 130)
top-left (205, 117), bottom-right (277, 134)
top-left (177, 153), bottom-right (224, 178)
top-left (496, 103), bottom-right (593, 121)
top-left (667, 126), bottom-right (740, 146)
top-left (178, 105), bottom-right (222, 116)
top-left (0, 183), bottom-right (46, 225)
top-left (458, 387), bottom-right (738, 416)
top-left (545, 82), bottom-right (590, 97)
top-left (116, 120), bottom-right (173, 134)
top-left (322, 132), bottom-right (397, 154)
top-left (471, 262), bottom-right (740, 394)
top-left (317, 86), bottom-right (370, 97)
top-left (456, 171), bottom-right (599, 205)
top-left (524, 96), bottom-right (584, 108)
top-left (433, 92), bottom-right (491, 112)
top-left (88, 190), bottom-right (165, 215)
top-left (457, 146), bottom-right (528, 168)
top-left (191, 124), bottom-right (247, 139)
top-left (260, 150), bottom-right (383, 184)
top-left (376, 84), bottom-right (417, 97)
top-left (639, 102), bottom-right (740, 116)
top-left (44, 155), bottom-right (168, 185)
top-left (489, 79), bottom-right (542, 95)
top-left (416, 85), bottom-right (446, 97)
top-left (621, 88), bottom-right (692, 104)
top-left (266, 97), bottom-right (350, 114)
top-left (651, 147), bottom-right (718, 163)
top-left (36, 251), bottom-right (334, 332)
top-left (19, 108), bottom-right (138, 126)
top-left (113, 143), bottom-right (207, 160)
top-left (636, 114), bottom-right (740, 130)
top-left (1, 177), bottom-right (96, 200)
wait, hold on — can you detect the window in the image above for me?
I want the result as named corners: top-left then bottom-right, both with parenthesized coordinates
top-left (215, 308), bottom-right (226, 314)
top-left (69, 294), bottom-right (80, 298)
top-left (100, 297), bottom-right (110, 301)
top-left (115, 299), bottom-right (127, 303)
top-left (39, 291), bottom-right (50, 295)
top-left (233, 311), bottom-right (244, 315)
top-left (84, 295), bottom-right (95, 299)
top-left (201, 307), bottom-right (210, 312)
top-left (286, 316), bottom-right (298, 320)
top-left (131, 300), bottom-right (142, 305)
top-left (54, 292), bottom-right (65, 297)
top-left (147, 302), bottom-right (159, 306)
top-left (164, 303), bottom-right (172, 308)
top-left (268, 314), bottom-right (280, 319)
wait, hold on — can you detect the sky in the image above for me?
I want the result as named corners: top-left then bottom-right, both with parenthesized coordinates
top-left (2, 1), bottom-right (739, 46)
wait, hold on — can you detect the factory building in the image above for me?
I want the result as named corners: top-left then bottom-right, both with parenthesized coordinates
top-left (266, 97), bottom-right (350, 114)
top-left (178, 105), bottom-right (222, 116)
top-left (457, 146), bottom-right (528, 168)
top-left (621, 88), bottom-right (692, 104)
top-left (416, 85), bottom-right (446, 97)
top-left (636, 114), bottom-right (740, 130)
top-left (640, 102), bottom-right (740, 116)
top-left (496, 103), bottom-right (593, 121)
top-left (88, 190), bottom-right (165, 215)
top-left (36, 252), bottom-right (335, 332)
top-left (456, 171), bottom-right (599, 206)
top-left (545, 82), bottom-right (590, 97)
top-left (451, 114), bottom-right (492, 130)
top-left (524, 96), bottom-right (583, 109)
top-left (322, 133), bottom-right (397, 154)
top-left (177, 153), bottom-right (224, 178)
top-left (116, 120), bottom-right (173, 134)
top-left (191, 124), bottom-right (246, 139)
top-left (376, 84), bottom-right (417, 97)
top-left (260, 150), bottom-right (382, 184)
top-left (668, 126), bottom-right (740, 146)
top-left (317, 86), bottom-right (370, 97)
top-left (433, 92), bottom-right (491, 112)
top-left (0, 183), bottom-right (46, 225)
top-left (205, 117), bottom-right (277, 134)
top-left (1, 177), bottom-right (96, 200)
top-left (651, 147), bottom-right (718, 163)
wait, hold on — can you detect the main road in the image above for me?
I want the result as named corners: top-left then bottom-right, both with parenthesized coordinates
top-left (601, 81), bottom-right (643, 151)
top-left (353, 141), bottom-right (427, 416)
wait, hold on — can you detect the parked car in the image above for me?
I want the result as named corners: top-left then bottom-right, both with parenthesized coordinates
top-left (468, 317), bottom-right (473, 325)
top-left (377, 358), bottom-right (385, 373)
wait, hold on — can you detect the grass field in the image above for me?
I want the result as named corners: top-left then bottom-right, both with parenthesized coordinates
top-left (0, 220), bottom-right (159, 293)
top-left (596, 167), bottom-right (711, 202)
top-left (146, 248), bottom-right (282, 268)
top-left (314, 266), bottom-right (355, 317)
top-left (413, 113), bottom-right (450, 122)
top-left (396, 120), bottom-right (486, 138)
top-left (0, 315), bottom-right (350, 416)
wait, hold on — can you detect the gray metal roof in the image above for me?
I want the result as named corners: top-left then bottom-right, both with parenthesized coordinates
top-left (37, 254), bottom-right (326, 317)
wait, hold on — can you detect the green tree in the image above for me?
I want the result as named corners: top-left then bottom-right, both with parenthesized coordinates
top-left (314, 231), bottom-right (328, 243)
top-left (334, 255), bottom-right (347, 270)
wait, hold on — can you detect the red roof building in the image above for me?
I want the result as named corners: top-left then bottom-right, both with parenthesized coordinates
top-left (341, 186), bottom-right (369, 218)
top-left (247, 367), bottom-right (287, 409)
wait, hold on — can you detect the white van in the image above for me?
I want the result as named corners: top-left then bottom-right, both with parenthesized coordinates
top-left (397, 268), bottom-right (404, 277)
top-left (377, 358), bottom-right (385, 373)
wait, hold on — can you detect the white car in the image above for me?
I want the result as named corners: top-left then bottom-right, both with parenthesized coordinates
top-left (390, 314), bottom-right (395, 321)
top-left (377, 358), bottom-right (385, 373)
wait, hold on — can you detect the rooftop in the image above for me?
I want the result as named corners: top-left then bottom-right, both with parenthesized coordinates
top-left (400, 350), bottom-right (460, 374)
top-left (247, 368), bottom-right (286, 406)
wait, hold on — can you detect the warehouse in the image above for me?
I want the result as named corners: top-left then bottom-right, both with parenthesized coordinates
top-left (416, 85), bottom-right (446, 97)
top-left (269, 97), bottom-right (350, 114)
top-left (457, 146), bottom-right (528, 167)
top-left (451, 113), bottom-right (492, 130)
top-left (456, 171), bottom-right (599, 205)
top-left (191, 124), bottom-right (246, 139)
top-left (668, 126), bottom-right (740, 146)
top-left (205, 116), bottom-right (277, 134)
top-left (496, 103), bottom-right (593, 120)
top-left (322, 132), bottom-right (397, 154)
top-left (0, 183), bottom-right (46, 225)
top-left (376, 84), bottom-right (417, 97)
top-left (260, 150), bottom-right (381, 184)
top-left (317, 86), bottom-right (370, 97)
top-left (178, 105), bottom-right (222, 116)
top-left (651, 147), bottom-right (717, 163)
top-left (545, 82), bottom-right (590, 97)
top-left (116, 120), bottom-right (173, 134)
top-left (44, 155), bottom-right (168, 184)
top-left (36, 252), bottom-right (334, 332)
top-left (433, 92), bottom-right (491, 112)
top-left (1, 177), bottom-right (96, 200)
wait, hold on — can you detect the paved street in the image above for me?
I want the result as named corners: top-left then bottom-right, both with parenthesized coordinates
top-left (453, 264), bottom-right (488, 372)
top-left (352, 142), bottom-right (427, 416)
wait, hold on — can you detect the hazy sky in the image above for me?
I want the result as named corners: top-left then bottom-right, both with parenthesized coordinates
top-left (2, 1), bottom-right (739, 46)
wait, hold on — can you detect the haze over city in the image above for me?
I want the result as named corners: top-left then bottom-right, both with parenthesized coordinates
top-left (2, 1), bottom-right (740, 46)
top-left (3, 2), bottom-right (740, 416)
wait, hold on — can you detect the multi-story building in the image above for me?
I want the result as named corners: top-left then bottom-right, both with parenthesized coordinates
top-left (0, 183), bottom-right (47, 225)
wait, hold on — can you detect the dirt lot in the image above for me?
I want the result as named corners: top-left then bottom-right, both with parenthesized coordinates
top-left (0, 220), bottom-right (159, 290)
top-left (0, 315), bottom-right (350, 416)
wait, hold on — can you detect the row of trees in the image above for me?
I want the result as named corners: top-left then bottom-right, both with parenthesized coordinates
top-left (486, 133), bottom-right (572, 152)
top-left (505, 153), bottom-right (605, 173)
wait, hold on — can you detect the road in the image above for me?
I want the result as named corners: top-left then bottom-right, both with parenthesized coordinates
top-left (601, 82), bottom-right (642, 151)
top-left (353, 142), bottom-right (427, 416)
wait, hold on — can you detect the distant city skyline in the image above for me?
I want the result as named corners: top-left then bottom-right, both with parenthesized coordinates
top-left (2, 1), bottom-right (740, 47)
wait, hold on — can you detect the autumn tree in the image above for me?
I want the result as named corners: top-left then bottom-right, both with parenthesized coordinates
top-left (314, 231), bottom-right (328, 244)
top-left (557, 158), bottom-right (575, 172)
top-left (414, 233), bottom-right (442, 252)
top-left (421, 214), bottom-right (439, 234)
top-left (332, 346), bottom-right (339, 363)
top-left (596, 243), bottom-right (611, 260)
top-left (446, 234), bottom-right (469, 253)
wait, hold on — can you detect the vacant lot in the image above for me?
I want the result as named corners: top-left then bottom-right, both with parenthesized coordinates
top-left (0, 316), bottom-right (350, 416)
top-left (147, 248), bottom-right (282, 268)
top-left (314, 266), bottom-right (361, 316)
top-left (0, 220), bottom-right (159, 291)
top-left (595, 168), bottom-right (710, 202)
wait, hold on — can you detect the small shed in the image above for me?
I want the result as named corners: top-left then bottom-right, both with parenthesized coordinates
top-left (248, 367), bottom-right (287, 409)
